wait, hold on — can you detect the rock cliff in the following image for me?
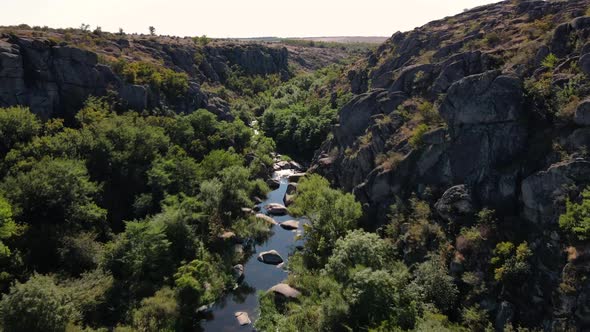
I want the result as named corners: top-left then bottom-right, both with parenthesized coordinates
top-left (311, 0), bottom-right (590, 329)
top-left (0, 33), bottom-right (290, 119)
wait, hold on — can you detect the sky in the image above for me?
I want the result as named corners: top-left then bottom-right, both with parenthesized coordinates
top-left (2, 0), bottom-right (499, 38)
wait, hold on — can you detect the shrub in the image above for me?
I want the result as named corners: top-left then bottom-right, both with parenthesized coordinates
top-left (491, 241), bottom-right (532, 283)
top-left (541, 53), bottom-right (559, 69)
top-left (409, 124), bottom-right (429, 148)
top-left (559, 187), bottom-right (590, 241)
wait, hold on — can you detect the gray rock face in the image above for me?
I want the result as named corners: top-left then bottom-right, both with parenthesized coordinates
top-left (0, 36), bottom-right (291, 119)
top-left (440, 71), bottom-right (524, 132)
top-left (579, 53), bottom-right (590, 76)
top-left (575, 99), bottom-right (590, 126)
top-left (522, 159), bottom-right (590, 224)
top-left (334, 90), bottom-right (406, 147)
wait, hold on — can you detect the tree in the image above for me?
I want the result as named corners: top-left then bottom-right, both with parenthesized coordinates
top-left (559, 188), bottom-right (590, 241)
top-left (324, 230), bottom-right (391, 281)
top-left (103, 221), bottom-right (172, 297)
top-left (291, 174), bottom-right (362, 268)
top-left (0, 274), bottom-right (78, 332)
top-left (410, 258), bottom-right (459, 314)
top-left (132, 287), bottom-right (179, 332)
top-left (1, 157), bottom-right (105, 227)
top-left (0, 195), bottom-right (18, 259)
top-left (0, 106), bottom-right (41, 156)
top-left (346, 267), bottom-right (417, 329)
top-left (149, 26), bottom-right (156, 36)
top-left (174, 258), bottom-right (228, 316)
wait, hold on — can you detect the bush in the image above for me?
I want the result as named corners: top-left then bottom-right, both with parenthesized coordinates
top-left (0, 274), bottom-right (78, 332)
top-left (541, 53), bottom-right (559, 69)
top-left (113, 60), bottom-right (189, 101)
top-left (409, 124), bottom-right (429, 148)
top-left (559, 187), bottom-right (590, 241)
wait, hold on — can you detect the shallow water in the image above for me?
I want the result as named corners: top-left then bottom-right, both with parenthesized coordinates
top-left (199, 172), bottom-right (303, 331)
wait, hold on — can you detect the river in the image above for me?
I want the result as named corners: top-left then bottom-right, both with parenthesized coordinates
top-left (199, 170), bottom-right (304, 331)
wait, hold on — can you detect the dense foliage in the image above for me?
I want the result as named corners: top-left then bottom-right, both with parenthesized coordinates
top-left (0, 101), bottom-right (275, 331)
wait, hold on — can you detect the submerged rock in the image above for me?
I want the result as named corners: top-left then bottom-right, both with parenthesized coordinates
top-left (258, 250), bottom-right (284, 265)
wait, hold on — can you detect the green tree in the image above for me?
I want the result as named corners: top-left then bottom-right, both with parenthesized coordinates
top-left (174, 258), bottom-right (228, 316)
top-left (103, 221), bottom-right (172, 297)
top-left (324, 230), bottom-right (391, 281)
top-left (0, 274), bottom-right (78, 332)
top-left (2, 157), bottom-right (105, 227)
top-left (132, 287), bottom-right (179, 332)
top-left (291, 175), bottom-right (362, 267)
top-left (0, 195), bottom-right (18, 259)
top-left (346, 267), bottom-right (417, 329)
top-left (0, 106), bottom-right (41, 155)
top-left (410, 258), bottom-right (458, 314)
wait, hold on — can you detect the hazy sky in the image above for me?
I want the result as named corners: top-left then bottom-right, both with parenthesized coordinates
top-left (3, 0), bottom-right (499, 38)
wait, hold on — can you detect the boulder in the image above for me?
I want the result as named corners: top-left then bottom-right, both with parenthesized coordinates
top-left (495, 301), bottom-right (515, 330)
top-left (575, 99), bottom-right (590, 126)
top-left (521, 158), bottom-right (590, 224)
top-left (257, 250), bottom-right (284, 265)
top-left (265, 203), bottom-right (288, 215)
top-left (234, 311), bottom-right (251, 326)
top-left (580, 53), bottom-right (590, 76)
top-left (288, 173), bottom-right (307, 183)
top-left (283, 193), bottom-right (295, 207)
top-left (255, 213), bottom-right (278, 225)
top-left (232, 264), bottom-right (244, 282)
top-left (269, 283), bottom-right (301, 299)
top-left (267, 178), bottom-right (281, 190)
top-left (280, 220), bottom-right (300, 230)
top-left (286, 182), bottom-right (298, 195)
top-left (435, 185), bottom-right (476, 224)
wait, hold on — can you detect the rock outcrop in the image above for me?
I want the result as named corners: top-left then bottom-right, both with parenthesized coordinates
top-left (0, 34), bottom-right (291, 120)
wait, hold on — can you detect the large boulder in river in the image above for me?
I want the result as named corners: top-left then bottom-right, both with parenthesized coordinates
top-left (234, 311), bottom-right (251, 326)
top-left (265, 203), bottom-right (288, 215)
top-left (258, 250), bottom-right (284, 265)
top-left (280, 220), bottom-right (300, 230)
top-left (255, 213), bottom-right (278, 225)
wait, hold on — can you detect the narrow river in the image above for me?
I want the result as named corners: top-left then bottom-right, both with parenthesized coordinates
top-left (199, 170), bottom-right (304, 331)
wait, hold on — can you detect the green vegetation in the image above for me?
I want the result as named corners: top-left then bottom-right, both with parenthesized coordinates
top-left (559, 187), bottom-right (590, 241)
top-left (261, 65), bottom-right (351, 159)
top-left (112, 60), bottom-right (189, 101)
top-left (0, 103), bottom-right (274, 330)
